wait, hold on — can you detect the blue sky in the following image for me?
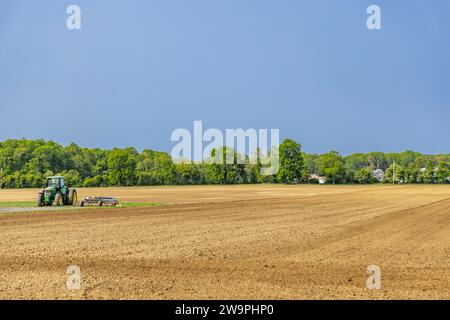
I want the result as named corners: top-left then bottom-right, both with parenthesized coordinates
top-left (1, 0), bottom-right (449, 154)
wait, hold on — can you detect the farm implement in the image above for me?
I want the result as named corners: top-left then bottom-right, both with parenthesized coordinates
top-left (80, 196), bottom-right (119, 207)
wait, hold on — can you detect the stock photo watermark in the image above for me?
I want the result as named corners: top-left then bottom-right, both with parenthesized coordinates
top-left (171, 121), bottom-right (280, 176)
top-left (66, 265), bottom-right (81, 290)
top-left (366, 265), bottom-right (381, 290)
top-left (66, 5), bottom-right (81, 30)
top-left (367, 5), bottom-right (382, 30)
top-left (64, 4), bottom-right (381, 31)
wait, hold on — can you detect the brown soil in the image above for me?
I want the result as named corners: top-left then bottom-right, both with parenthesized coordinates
top-left (0, 185), bottom-right (449, 299)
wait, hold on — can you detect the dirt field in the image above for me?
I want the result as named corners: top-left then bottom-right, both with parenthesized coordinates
top-left (0, 184), bottom-right (449, 299)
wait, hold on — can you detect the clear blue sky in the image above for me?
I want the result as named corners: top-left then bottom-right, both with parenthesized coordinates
top-left (1, 0), bottom-right (449, 154)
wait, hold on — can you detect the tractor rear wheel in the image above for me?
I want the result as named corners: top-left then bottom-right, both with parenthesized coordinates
top-left (36, 191), bottom-right (44, 207)
top-left (68, 189), bottom-right (77, 206)
top-left (55, 193), bottom-right (63, 206)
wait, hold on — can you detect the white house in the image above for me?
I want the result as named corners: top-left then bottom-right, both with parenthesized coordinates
top-left (372, 169), bottom-right (385, 182)
top-left (310, 174), bottom-right (326, 184)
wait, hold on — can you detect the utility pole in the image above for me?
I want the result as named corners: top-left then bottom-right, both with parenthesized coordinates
top-left (393, 161), bottom-right (395, 185)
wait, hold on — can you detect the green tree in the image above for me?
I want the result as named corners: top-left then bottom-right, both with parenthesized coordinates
top-left (319, 151), bottom-right (346, 184)
top-left (344, 153), bottom-right (368, 172)
top-left (59, 169), bottom-right (82, 187)
top-left (384, 163), bottom-right (405, 184)
top-left (175, 162), bottom-right (204, 184)
top-left (303, 153), bottom-right (320, 176)
top-left (423, 162), bottom-right (436, 184)
top-left (435, 162), bottom-right (450, 184)
top-left (204, 148), bottom-right (227, 184)
top-left (277, 139), bottom-right (304, 183)
top-left (107, 148), bottom-right (137, 186)
top-left (30, 141), bottom-right (68, 173)
top-left (136, 150), bottom-right (176, 185)
top-left (354, 168), bottom-right (376, 184)
top-left (366, 152), bottom-right (388, 171)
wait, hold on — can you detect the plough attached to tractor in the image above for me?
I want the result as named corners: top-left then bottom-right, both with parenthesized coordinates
top-left (80, 196), bottom-right (119, 207)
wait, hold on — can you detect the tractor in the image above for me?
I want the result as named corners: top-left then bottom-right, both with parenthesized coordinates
top-left (36, 176), bottom-right (78, 207)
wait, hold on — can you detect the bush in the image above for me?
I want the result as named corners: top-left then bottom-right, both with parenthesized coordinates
top-left (354, 168), bottom-right (376, 184)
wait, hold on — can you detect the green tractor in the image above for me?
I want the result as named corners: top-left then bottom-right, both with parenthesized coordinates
top-left (36, 176), bottom-right (78, 207)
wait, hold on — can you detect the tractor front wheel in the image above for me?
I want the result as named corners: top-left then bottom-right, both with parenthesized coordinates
top-left (36, 191), bottom-right (44, 207)
top-left (55, 193), bottom-right (63, 206)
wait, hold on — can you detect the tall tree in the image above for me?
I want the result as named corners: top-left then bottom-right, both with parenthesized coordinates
top-left (277, 139), bottom-right (304, 184)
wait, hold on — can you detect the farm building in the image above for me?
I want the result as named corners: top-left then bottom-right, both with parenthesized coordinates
top-left (372, 169), bottom-right (385, 182)
top-left (310, 174), bottom-right (327, 184)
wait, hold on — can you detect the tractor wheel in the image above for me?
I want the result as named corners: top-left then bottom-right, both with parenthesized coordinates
top-left (55, 193), bottom-right (63, 206)
top-left (36, 191), bottom-right (44, 207)
top-left (68, 189), bottom-right (77, 206)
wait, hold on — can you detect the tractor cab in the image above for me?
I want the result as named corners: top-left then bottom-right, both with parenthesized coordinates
top-left (46, 176), bottom-right (65, 190)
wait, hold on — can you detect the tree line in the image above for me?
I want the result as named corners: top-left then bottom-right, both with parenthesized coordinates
top-left (0, 139), bottom-right (449, 188)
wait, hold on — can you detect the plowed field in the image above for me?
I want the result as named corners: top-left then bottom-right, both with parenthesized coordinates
top-left (1, 185), bottom-right (449, 299)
